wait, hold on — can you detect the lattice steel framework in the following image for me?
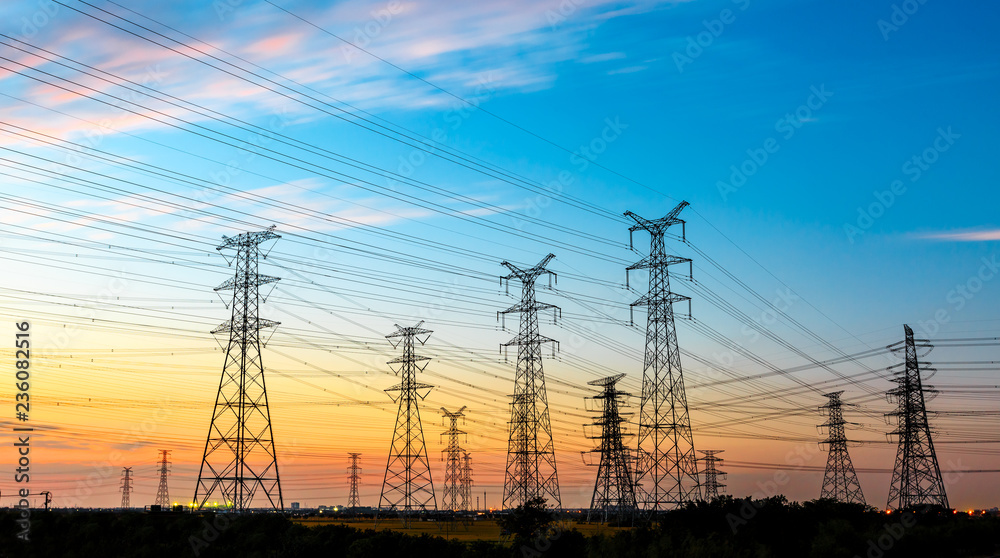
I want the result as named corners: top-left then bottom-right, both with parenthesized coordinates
top-left (819, 392), bottom-right (865, 504)
top-left (194, 226), bottom-right (283, 512)
top-left (120, 467), bottom-right (133, 509)
top-left (499, 253), bottom-right (562, 509)
top-left (441, 407), bottom-right (468, 511)
top-left (698, 450), bottom-right (726, 501)
top-left (379, 322), bottom-right (437, 522)
top-left (460, 452), bottom-right (473, 512)
top-left (154, 449), bottom-right (171, 507)
top-left (886, 325), bottom-right (948, 510)
top-left (585, 373), bottom-right (637, 523)
top-left (347, 453), bottom-right (362, 509)
top-left (625, 202), bottom-right (700, 512)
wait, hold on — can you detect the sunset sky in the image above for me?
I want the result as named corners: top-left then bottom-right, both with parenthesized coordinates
top-left (0, 0), bottom-right (998, 511)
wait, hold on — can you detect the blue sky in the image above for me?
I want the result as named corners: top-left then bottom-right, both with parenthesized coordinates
top-left (1, 0), bottom-right (998, 509)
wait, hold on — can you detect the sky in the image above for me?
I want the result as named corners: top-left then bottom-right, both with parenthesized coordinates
top-left (0, 0), bottom-right (998, 512)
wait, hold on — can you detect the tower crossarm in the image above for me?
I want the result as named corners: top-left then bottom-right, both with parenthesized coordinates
top-left (218, 226), bottom-right (279, 250)
top-left (211, 318), bottom-right (280, 335)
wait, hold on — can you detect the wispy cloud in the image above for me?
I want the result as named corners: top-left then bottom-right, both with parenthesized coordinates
top-left (918, 229), bottom-right (1000, 242)
top-left (0, 0), bottom-right (680, 148)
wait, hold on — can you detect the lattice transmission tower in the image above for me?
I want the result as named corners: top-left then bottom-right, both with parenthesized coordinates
top-left (441, 407), bottom-right (468, 511)
top-left (819, 392), bottom-right (865, 504)
top-left (120, 467), bottom-right (133, 509)
top-left (698, 450), bottom-right (726, 501)
top-left (194, 226), bottom-right (283, 512)
top-left (585, 373), bottom-right (637, 524)
top-left (460, 452), bottom-right (473, 512)
top-left (886, 324), bottom-right (948, 510)
top-left (154, 449), bottom-right (171, 507)
top-left (625, 202), bottom-right (701, 512)
top-left (379, 322), bottom-right (437, 523)
top-left (347, 453), bottom-right (362, 509)
top-left (499, 253), bottom-right (562, 510)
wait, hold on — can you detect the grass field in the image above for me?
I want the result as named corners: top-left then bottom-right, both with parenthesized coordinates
top-left (294, 517), bottom-right (627, 542)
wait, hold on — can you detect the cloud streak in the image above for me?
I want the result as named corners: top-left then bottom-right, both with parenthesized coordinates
top-left (919, 229), bottom-right (1000, 242)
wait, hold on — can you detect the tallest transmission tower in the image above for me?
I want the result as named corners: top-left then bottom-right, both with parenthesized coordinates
top-left (194, 226), bottom-right (283, 511)
top-left (625, 201), bottom-right (701, 512)
top-left (500, 254), bottom-right (562, 509)
top-left (886, 324), bottom-right (948, 510)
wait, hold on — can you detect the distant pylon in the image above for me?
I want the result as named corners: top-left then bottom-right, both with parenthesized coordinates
top-left (154, 449), bottom-right (171, 507)
top-left (120, 467), bottom-right (133, 509)
top-left (441, 407), bottom-right (468, 511)
top-left (625, 202), bottom-right (701, 512)
top-left (459, 452), bottom-right (473, 512)
top-left (886, 325), bottom-right (948, 510)
top-left (698, 450), bottom-right (726, 501)
top-left (499, 253), bottom-right (562, 510)
top-left (585, 373), bottom-right (637, 524)
top-left (347, 453), bottom-right (362, 509)
top-left (819, 392), bottom-right (865, 504)
top-left (194, 226), bottom-right (283, 511)
top-left (378, 321), bottom-right (437, 523)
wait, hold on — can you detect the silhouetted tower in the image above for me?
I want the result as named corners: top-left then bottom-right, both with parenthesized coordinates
top-left (120, 467), bottom-right (133, 509)
top-left (698, 450), bottom-right (726, 501)
top-left (379, 322), bottom-right (437, 523)
top-left (347, 453), bottom-right (362, 509)
top-left (819, 392), bottom-right (865, 504)
top-left (625, 202), bottom-right (701, 512)
top-left (499, 253), bottom-right (562, 509)
top-left (441, 407), bottom-right (468, 511)
top-left (585, 373), bottom-right (637, 523)
top-left (460, 452), bottom-right (473, 512)
top-left (154, 449), bottom-right (171, 507)
top-left (886, 325), bottom-right (948, 510)
top-left (194, 226), bottom-right (283, 512)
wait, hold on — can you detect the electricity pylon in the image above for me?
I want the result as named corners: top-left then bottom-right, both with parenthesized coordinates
top-left (120, 467), bottom-right (133, 509)
top-left (499, 254), bottom-right (562, 510)
top-left (194, 226), bottom-right (283, 512)
top-left (378, 322), bottom-right (437, 524)
top-left (698, 450), bottom-right (726, 501)
top-left (441, 407), bottom-right (468, 511)
top-left (154, 449), bottom-right (171, 507)
top-left (625, 202), bottom-right (701, 512)
top-left (585, 373), bottom-right (637, 524)
top-left (347, 453), bottom-right (362, 509)
top-left (460, 452), bottom-right (473, 512)
top-left (819, 392), bottom-right (866, 504)
top-left (886, 325), bottom-right (948, 510)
